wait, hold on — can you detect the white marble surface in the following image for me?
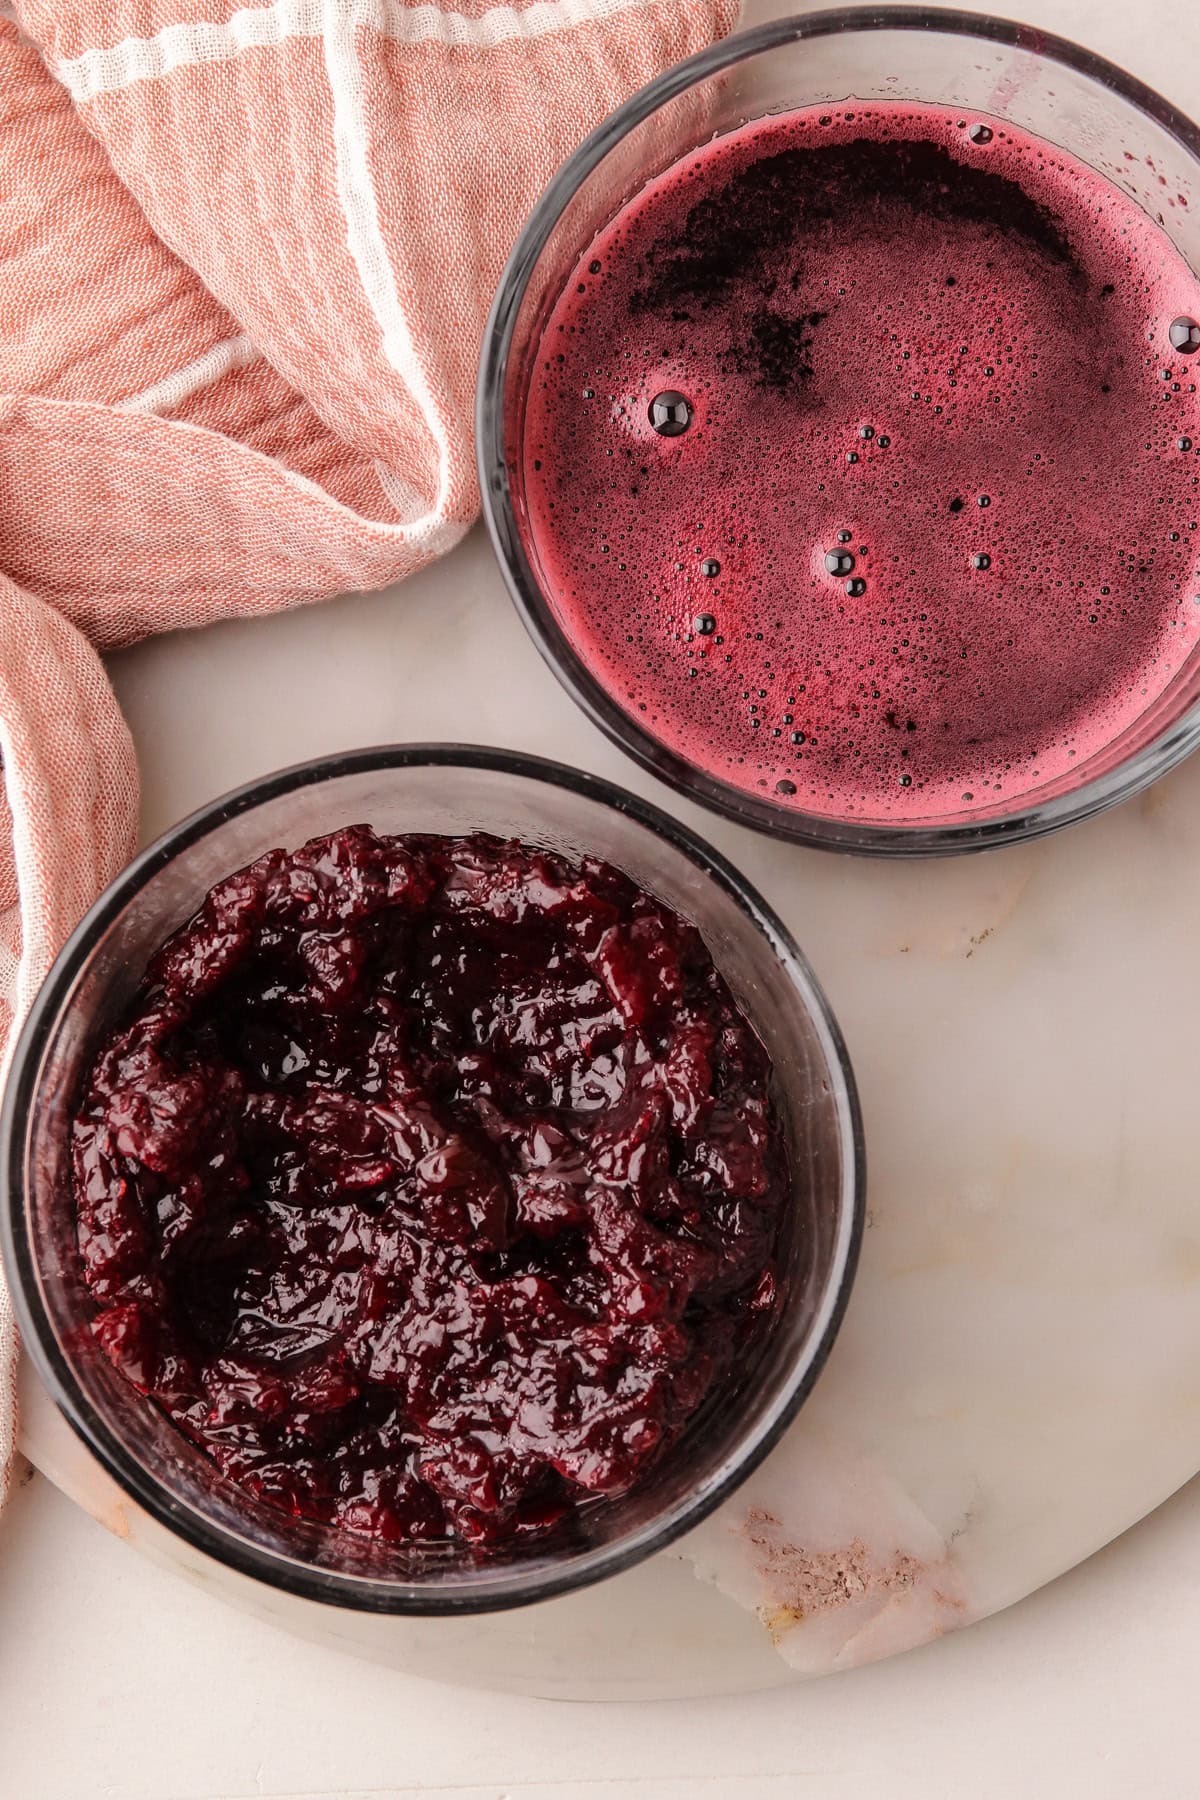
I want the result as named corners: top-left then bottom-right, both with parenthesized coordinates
top-left (9, 0), bottom-right (1200, 1760)
top-left (21, 510), bottom-right (1200, 1698)
top-left (4, 1459), bottom-right (1200, 1798)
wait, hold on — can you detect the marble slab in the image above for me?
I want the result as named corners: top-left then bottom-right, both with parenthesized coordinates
top-left (17, 520), bottom-right (1200, 1698)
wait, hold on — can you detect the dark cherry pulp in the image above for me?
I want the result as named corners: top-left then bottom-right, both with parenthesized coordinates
top-left (72, 828), bottom-right (788, 1549)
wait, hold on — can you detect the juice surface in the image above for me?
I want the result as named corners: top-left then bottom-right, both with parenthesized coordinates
top-left (521, 104), bottom-right (1200, 821)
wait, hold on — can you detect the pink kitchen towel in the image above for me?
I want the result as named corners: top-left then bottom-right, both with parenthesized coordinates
top-left (0, 0), bottom-right (738, 1506)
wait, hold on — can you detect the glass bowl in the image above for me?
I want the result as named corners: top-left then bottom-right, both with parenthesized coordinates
top-left (0, 746), bottom-right (863, 1614)
top-left (477, 6), bottom-right (1200, 854)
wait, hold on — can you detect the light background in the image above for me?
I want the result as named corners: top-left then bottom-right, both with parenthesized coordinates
top-left (3, 0), bottom-right (1198, 1793)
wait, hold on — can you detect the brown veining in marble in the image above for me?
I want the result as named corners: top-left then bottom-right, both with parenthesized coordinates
top-left (743, 1508), bottom-right (963, 1646)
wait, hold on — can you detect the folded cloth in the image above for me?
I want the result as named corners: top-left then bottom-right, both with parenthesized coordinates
top-left (0, 0), bottom-right (737, 1509)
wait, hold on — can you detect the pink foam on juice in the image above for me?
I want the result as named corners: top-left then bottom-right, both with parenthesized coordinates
top-left (520, 104), bottom-right (1200, 821)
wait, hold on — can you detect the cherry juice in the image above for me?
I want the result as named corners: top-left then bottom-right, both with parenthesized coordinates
top-left (521, 104), bottom-right (1200, 821)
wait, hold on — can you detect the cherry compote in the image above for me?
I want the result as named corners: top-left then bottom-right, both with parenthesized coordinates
top-left (72, 828), bottom-right (788, 1548)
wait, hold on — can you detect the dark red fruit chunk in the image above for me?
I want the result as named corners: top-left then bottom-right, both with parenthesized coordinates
top-left (72, 828), bottom-right (789, 1549)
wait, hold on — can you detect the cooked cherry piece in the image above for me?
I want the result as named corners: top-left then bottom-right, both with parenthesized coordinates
top-left (72, 828), bottom-right (789, 1549)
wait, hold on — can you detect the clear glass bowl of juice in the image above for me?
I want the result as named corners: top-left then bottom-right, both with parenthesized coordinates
top-left (478, 7), bottom-right (1200, 854)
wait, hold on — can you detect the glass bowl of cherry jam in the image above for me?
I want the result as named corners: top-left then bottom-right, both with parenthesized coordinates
top-left (0, 747), bottom-right (862, 1614)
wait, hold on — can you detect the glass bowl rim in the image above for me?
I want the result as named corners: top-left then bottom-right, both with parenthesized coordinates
top-left (0, 743), bottom-right (865, 1616)
top-left (476, 4), bottom-right (1200, 856)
